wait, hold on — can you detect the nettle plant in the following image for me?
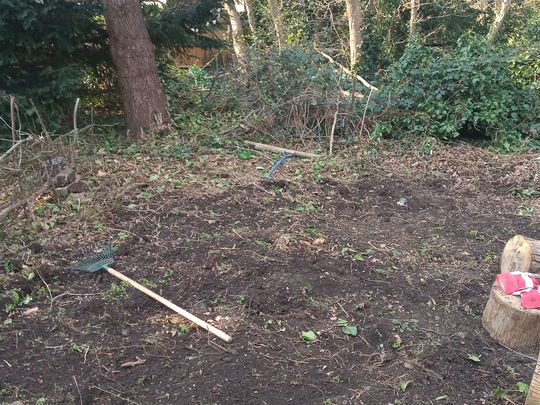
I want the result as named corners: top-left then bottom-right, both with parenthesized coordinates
top-left (373, 35), bottom-right (539, 151)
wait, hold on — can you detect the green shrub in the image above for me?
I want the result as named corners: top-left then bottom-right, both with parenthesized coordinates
top-left (373, 35), bottom-right (539, 151)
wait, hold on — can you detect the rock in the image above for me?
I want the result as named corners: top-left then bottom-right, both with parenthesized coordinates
top-left (52, 168), bottom-right (76, 187)
top-left (55, 175), bottom-right (87, 198)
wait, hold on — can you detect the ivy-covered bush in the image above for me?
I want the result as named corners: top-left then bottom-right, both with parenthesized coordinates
top-left (373, 36), bottom-right (539, 151)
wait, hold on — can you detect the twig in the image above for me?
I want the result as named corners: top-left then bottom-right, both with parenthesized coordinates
top-left (29, 98), bottom-right (50, 140)
top-left (497, 341), bottom-right (537, 362)
top-left (36, 269), bottom-right (54, 312)
top-left (0, 183), bottom-right (49, 221)
top-left (90, 385), bottom-right (141, 405)
top-left (329, 110), bottom-right (338, 155)
top-left (120, 357), bottom-right (146, 368)
top-left (0, 137), bottom-right (31, 163)
top-left (315, 49), bottom-right (379, 92)
top-left (72, 375), bottom-right (83, 405)
top-left (359, 88), bottom-right (374, 138)
top-left (71, 98), bottom-right (80, 166)
top-left (10, 95), bottom-right (16, 150)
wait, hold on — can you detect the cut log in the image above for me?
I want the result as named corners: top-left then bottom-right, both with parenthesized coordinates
top-left (500, 235), bottom-right (540, 273)
top-left (526, 350), bottom-right (540, 405)
top-left (482, 281), bottom-right (540, 353)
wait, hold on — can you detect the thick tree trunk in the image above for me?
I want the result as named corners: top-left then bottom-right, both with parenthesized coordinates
top-left (102, 0), bottom-right (168, 138)
top-left (487, 0), bottom-right (512, 44)
top-left (345, 0), bottom-right (364, 69)
top-left (267, 0), bottom-right (286, 49)
top-left (224, 0), bottom-right (247, 65)
top-left (408, 0), bottom-right (420, 41)
top-left (244, 0), bottom-right (257, 36)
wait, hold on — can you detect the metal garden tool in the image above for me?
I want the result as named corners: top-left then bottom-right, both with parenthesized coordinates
top-left (69, 246), bottom-right (232, 343)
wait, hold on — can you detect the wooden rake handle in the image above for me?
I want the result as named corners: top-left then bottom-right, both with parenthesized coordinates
top-left (106, 267), bottom-right (233, 343)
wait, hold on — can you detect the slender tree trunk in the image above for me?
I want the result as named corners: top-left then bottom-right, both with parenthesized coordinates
top-left (102, 0), bottom-right (168, 138)
top-left (244, 0), bottom-right (257, 36)
top-left (223, 0), bottom-right (247, 65)
top-left (267, 0), bottom-right (286, 49)
top-left (345, 0), bottom-right (364, 69)
top-left (408, 0), bottom-right (419, 41)
top-left (487, 0), bottom-right (512, 43)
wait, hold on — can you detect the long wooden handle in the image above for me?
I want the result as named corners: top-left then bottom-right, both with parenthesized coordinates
top-left (244, 140), bottom-right (321, 158)
top-left (106, 267), bottom-right (233, 343)
top-left (526, 350), bottom-right (540, 404)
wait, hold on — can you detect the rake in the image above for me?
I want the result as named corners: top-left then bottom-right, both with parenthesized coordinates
top-left (69, 246), bottom-right (232, 343)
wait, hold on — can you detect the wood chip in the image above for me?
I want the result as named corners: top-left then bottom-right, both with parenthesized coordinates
top-left (120, 357), bottom-right (146, 368)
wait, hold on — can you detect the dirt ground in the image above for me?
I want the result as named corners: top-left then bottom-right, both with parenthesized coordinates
top-left (1, 141), bottom-right (540, 404)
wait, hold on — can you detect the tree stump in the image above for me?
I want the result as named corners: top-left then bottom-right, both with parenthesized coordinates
top-left (500, 235), bottom-right (540, 273)
top-left (482, 282), bottom-right (540, 353)
top-left (525, 350), bottom-right (540, 405)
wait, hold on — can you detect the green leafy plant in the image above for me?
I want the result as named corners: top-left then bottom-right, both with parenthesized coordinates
top-left (4, 288), bottom-right (33, 313)
top-left (373, 35), bottom-right (540, 151)
top-left (137, 375), bottom-right (148, 385)
top-left (398, 380), bottom-right (413, 392)
top-left (300, 330), bottom-right (317, 343)
top-left (337, 319), bottom-right (358, 337)
top-left (467, 353), bottom-right (482, 363)
top-left (69, 343), bottom-right (89, 354)
top-left (392, 319), bottom-right (418, 333)
top-left (516, 382), bottom-right (529, 393)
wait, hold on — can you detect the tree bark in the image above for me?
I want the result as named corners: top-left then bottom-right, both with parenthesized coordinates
top-left (500, 235), bottom-right (540, 274)
top-left (267, 0), bottom-right (286, 49)
top-left (487, 0), bottom-right (513, 44)
top-left (102, 0), bottom-right (168, 138)
top-left (408, 0), bottom-right (420, 41)
top-left (244, 0), bottom-right (257, 36)
top-left (223, 0), bottom-right (247, 65)
top-left (345, 0), bottom-right (364, 69)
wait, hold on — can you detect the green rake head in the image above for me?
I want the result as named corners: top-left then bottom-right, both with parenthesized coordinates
top-left (69, 245), bottom-right (114, 272)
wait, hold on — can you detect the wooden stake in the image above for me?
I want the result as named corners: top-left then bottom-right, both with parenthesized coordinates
top-left (526, 350), bottom-right (540, 404)
top-left (244, 141), bottom-right (321, 158)
top-left (500, 235), bottom-right (540, 274)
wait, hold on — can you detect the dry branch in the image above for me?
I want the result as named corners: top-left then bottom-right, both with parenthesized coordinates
top-left (244, 141), bottom-right (321, 158)
top-left (0, 184), bottom-right (50, 222)
top-left (315, 49), bottom-right (379, 92)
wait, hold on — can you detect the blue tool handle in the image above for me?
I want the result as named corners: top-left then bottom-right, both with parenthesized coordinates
top-left (268, 153), bottom-right (295, 178)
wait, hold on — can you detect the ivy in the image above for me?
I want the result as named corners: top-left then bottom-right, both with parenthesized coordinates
top-left (373, 35), bottom-right (540, 151)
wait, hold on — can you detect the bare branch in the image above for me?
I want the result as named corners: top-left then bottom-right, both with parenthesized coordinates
top-left (315, 49), bottom-right (380, 92)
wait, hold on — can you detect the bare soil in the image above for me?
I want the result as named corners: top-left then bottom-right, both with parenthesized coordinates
top-left (1, 143), bottom-right (540, 405)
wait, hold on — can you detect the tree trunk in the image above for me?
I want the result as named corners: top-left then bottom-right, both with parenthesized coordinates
top-left (102, 0), bottom-right (168, 138)
top-left (345, 0), bottom-right (364, 69)
top-left (408, 0), bottom-right (420, 41)
top-left (500, 235), bottom-right (540, 274)
top-left (244, 0), bottom-right (257, 36)
top-left (267, 0), bottom-right (286, 49)
top-left (487, 0), bottom-right (512, 44)
top-left (223, 0), bottom-right (247, 65)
